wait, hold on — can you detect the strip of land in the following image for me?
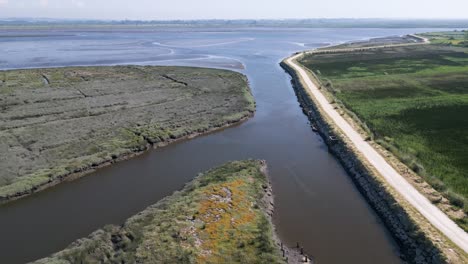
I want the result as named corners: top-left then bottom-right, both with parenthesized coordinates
top-left (32, 160), bottom-right (301, 263)
top-left (284, 35), bottom-right (468, 254)
top-left (0, 66), bottom-right (255, 203)
top-left (301, 33), bottom-right (468, 225)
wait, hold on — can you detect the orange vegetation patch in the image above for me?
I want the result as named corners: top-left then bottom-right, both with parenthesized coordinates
top-left (195, 178), bottom-right (258, 262)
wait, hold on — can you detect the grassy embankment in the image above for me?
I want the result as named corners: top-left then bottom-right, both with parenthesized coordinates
top-left (33, 160), bottom-right (285, 263)
top-left (420, 31), bottom-right (468, 47)
top-left (299, 32), bottom-right (468, 229)
top-left (0, 66), bottom-right (254, 202)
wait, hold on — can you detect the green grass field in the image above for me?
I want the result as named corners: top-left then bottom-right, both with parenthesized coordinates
top-left (34, 160), bottom-right (285, 264)
top-left (420, 31), bottom-right (468, 47)
top-left (299, 37), bottom-right (468, 220)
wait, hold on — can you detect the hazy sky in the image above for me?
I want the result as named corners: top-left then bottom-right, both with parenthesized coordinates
top-left (0, 0), bottom-right (467, 20)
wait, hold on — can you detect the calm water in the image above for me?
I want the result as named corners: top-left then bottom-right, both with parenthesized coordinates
top-left (0, 27), bottom-right (445, 263)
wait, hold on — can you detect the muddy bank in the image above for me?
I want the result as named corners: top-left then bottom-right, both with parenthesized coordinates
top-left (281, 60), bottom-right (450, 264)
top-left (0, 66), bottom-right (255, 204)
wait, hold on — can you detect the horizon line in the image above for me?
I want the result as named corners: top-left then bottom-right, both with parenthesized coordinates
top-left (1, 17), bottom-right (468, 21)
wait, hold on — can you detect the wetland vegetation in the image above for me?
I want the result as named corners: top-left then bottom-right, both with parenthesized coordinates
top-left (299, 32), bottom-right (468, 228)
top-left (0, 66), bottom-right (254, 203)
top-left (33, 160), bottom-right (285, 264)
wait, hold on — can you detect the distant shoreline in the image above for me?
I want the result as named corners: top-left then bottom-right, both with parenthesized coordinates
top-left (1, 18), bottom-right (468, 30)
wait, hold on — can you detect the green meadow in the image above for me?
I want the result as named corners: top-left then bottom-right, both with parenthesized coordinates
top-left (300, 36), bottom-right (468, 225)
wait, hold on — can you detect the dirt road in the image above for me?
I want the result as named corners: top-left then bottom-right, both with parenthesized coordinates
top-left (285, 49), bottom-right (468, 253)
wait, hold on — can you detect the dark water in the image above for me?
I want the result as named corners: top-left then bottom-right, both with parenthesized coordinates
top-left (0, 27), bottom-right (447, 264)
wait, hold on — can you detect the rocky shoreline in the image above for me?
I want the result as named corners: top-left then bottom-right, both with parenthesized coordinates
top-left (281, 60), bottom-right (448, 264)
top-left (261, 163), bottom-right (314, 264)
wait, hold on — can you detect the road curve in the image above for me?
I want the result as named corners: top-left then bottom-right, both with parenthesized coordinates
top-left (285, 50), bottom-right (468, 253)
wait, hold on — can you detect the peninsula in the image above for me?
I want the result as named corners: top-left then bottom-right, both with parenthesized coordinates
top-left (0, 66), bottom-right (254, 203)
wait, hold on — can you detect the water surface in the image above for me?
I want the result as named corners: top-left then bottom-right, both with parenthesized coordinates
top-left (0, 27), bottom-right (445, 264)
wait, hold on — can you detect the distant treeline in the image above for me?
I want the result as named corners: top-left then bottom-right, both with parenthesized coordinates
top-left (1, 18), bottom-right (468, 28)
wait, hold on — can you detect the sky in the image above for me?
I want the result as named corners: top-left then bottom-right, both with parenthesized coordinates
top-left (0, 0), bottom-right (467, 20)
